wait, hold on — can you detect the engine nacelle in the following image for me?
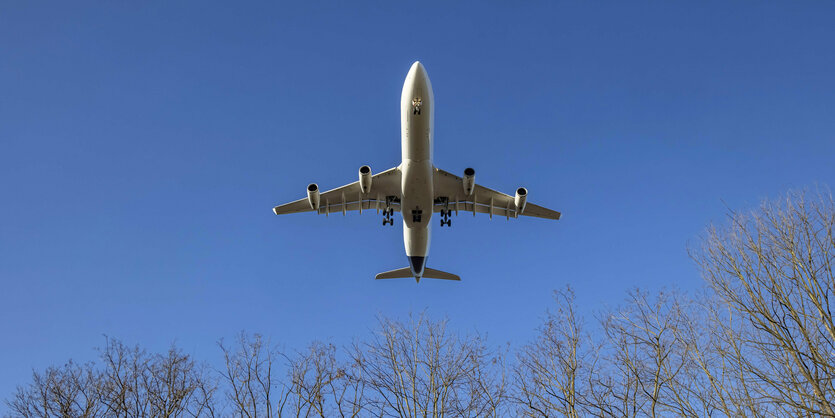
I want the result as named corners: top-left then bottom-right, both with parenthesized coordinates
top-left (307, 183), bottom-right (320, 210)
top-left (359, 165), bottom-right (372, 194)
top-left (462, 167), bottom-right (475, 196)
top-left (515, 187), bottom-right (528, 214)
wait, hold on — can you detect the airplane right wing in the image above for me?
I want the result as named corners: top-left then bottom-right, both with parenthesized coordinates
top-left (432, 167), bottom-right (561, 220)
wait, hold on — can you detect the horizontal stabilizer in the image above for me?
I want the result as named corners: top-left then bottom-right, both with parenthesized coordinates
top-left (422, 268), bottom-right (460, 281)
top-left (375, 267), bottom-right (413, 280)
top-left (374, 267), bottom-right (460, 281)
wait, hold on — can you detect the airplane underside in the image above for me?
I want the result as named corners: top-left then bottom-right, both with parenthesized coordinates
top-left (271, 61), bottom-right (561, 282)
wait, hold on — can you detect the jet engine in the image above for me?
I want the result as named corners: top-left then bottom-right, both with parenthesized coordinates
top-left (307, 183), bottom-right (320, 210)
top-left (514, 187), bottom-right (528, 214)
top-left (462, 167), bottom-right (475, 196)
top-left (359, 165), bottom-right (372, 194)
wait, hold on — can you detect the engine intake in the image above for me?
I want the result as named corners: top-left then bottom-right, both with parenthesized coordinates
top-left (359, 165), bottom-right (372, 194)
top-left (462, 167), bottom-right (475, 196)
top-left (515, 187), bottom-right (527, 214)
top-left (307, 183), bottom-right (320, 210)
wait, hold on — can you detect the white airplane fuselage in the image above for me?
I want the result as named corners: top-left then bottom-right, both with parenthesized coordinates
top-left (399, 62), bottom-right (434, 278)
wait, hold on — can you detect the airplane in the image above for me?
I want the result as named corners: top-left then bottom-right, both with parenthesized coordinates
top-left (273, 61), bottom-right (561, 283)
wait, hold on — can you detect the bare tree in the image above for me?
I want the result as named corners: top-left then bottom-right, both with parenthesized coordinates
top-left (666, 288), bottom-right (780, 417)
top-left (218, 332), bottom-right (292, 417)
top-left (287, 341), bottom-right (364, 417)
top-left (7, 338), bottom-right (216, 418)
top-left (7, 360), bottom-right (101, 417)
top-left (598, 289), bottom-right (696, 417)
top-left (349, 313), bottom-right (507, 417)
top-left (512, 287), bottom-right (759, 418)
top-left (513, 287), bottom-right (588, 417)
top-left (694, 189), bottom-right (835, 416)
top-left (216, 321), bottom-right (506, 418)
top-left (144, 345), bottom-right (217, 417)
top-left (11, 189), bottom-right (831, 418)
top-left (96, 337), bottom-right (216, 417)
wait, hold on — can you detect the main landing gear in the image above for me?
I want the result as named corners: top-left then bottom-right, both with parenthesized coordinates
top-left (440, 209), bottom-right (452, 227)
top-left (439, 197), bottom-right (452, 227)
top-left (382, 196), bottom-right (395, 226)
top-left (382, 207), bottom-right (394, 226)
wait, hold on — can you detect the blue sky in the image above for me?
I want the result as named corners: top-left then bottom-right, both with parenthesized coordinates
top-left (1, 1), bottom-right (834, 402)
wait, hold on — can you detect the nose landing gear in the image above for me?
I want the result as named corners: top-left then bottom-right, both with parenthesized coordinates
top-left (412, 97), bottom-right (422, 115)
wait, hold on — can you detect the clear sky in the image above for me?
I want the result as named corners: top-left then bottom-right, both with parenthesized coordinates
top-left (1, 1), bottom-right (834, 403)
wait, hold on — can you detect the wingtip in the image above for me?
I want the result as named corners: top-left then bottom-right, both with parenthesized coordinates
top-left (273, 206), bottom-right (280, 215)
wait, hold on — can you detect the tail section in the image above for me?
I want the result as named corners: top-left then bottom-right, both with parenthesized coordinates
top-left (375, 267), bottom-right (460, 282)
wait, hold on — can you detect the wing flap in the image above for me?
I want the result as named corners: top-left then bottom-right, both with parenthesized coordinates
top-left (317, 200), bottom-right (401, 215)
top-left (434, 201), bottom-right (516, 218)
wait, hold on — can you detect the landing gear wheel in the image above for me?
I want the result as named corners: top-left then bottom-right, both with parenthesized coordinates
top-left (439, 206), bottom-right (452, 227)
top-left (382, 206), bottom-right (394, 226)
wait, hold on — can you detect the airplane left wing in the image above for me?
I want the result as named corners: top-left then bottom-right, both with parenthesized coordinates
top-left (432, 167), bottom-right (561, 220)
top-left (273, 166), bottom-right (402, 216)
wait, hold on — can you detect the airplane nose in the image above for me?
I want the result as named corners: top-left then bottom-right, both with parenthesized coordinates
top-left (409, 61), bottom-right (426, 81)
